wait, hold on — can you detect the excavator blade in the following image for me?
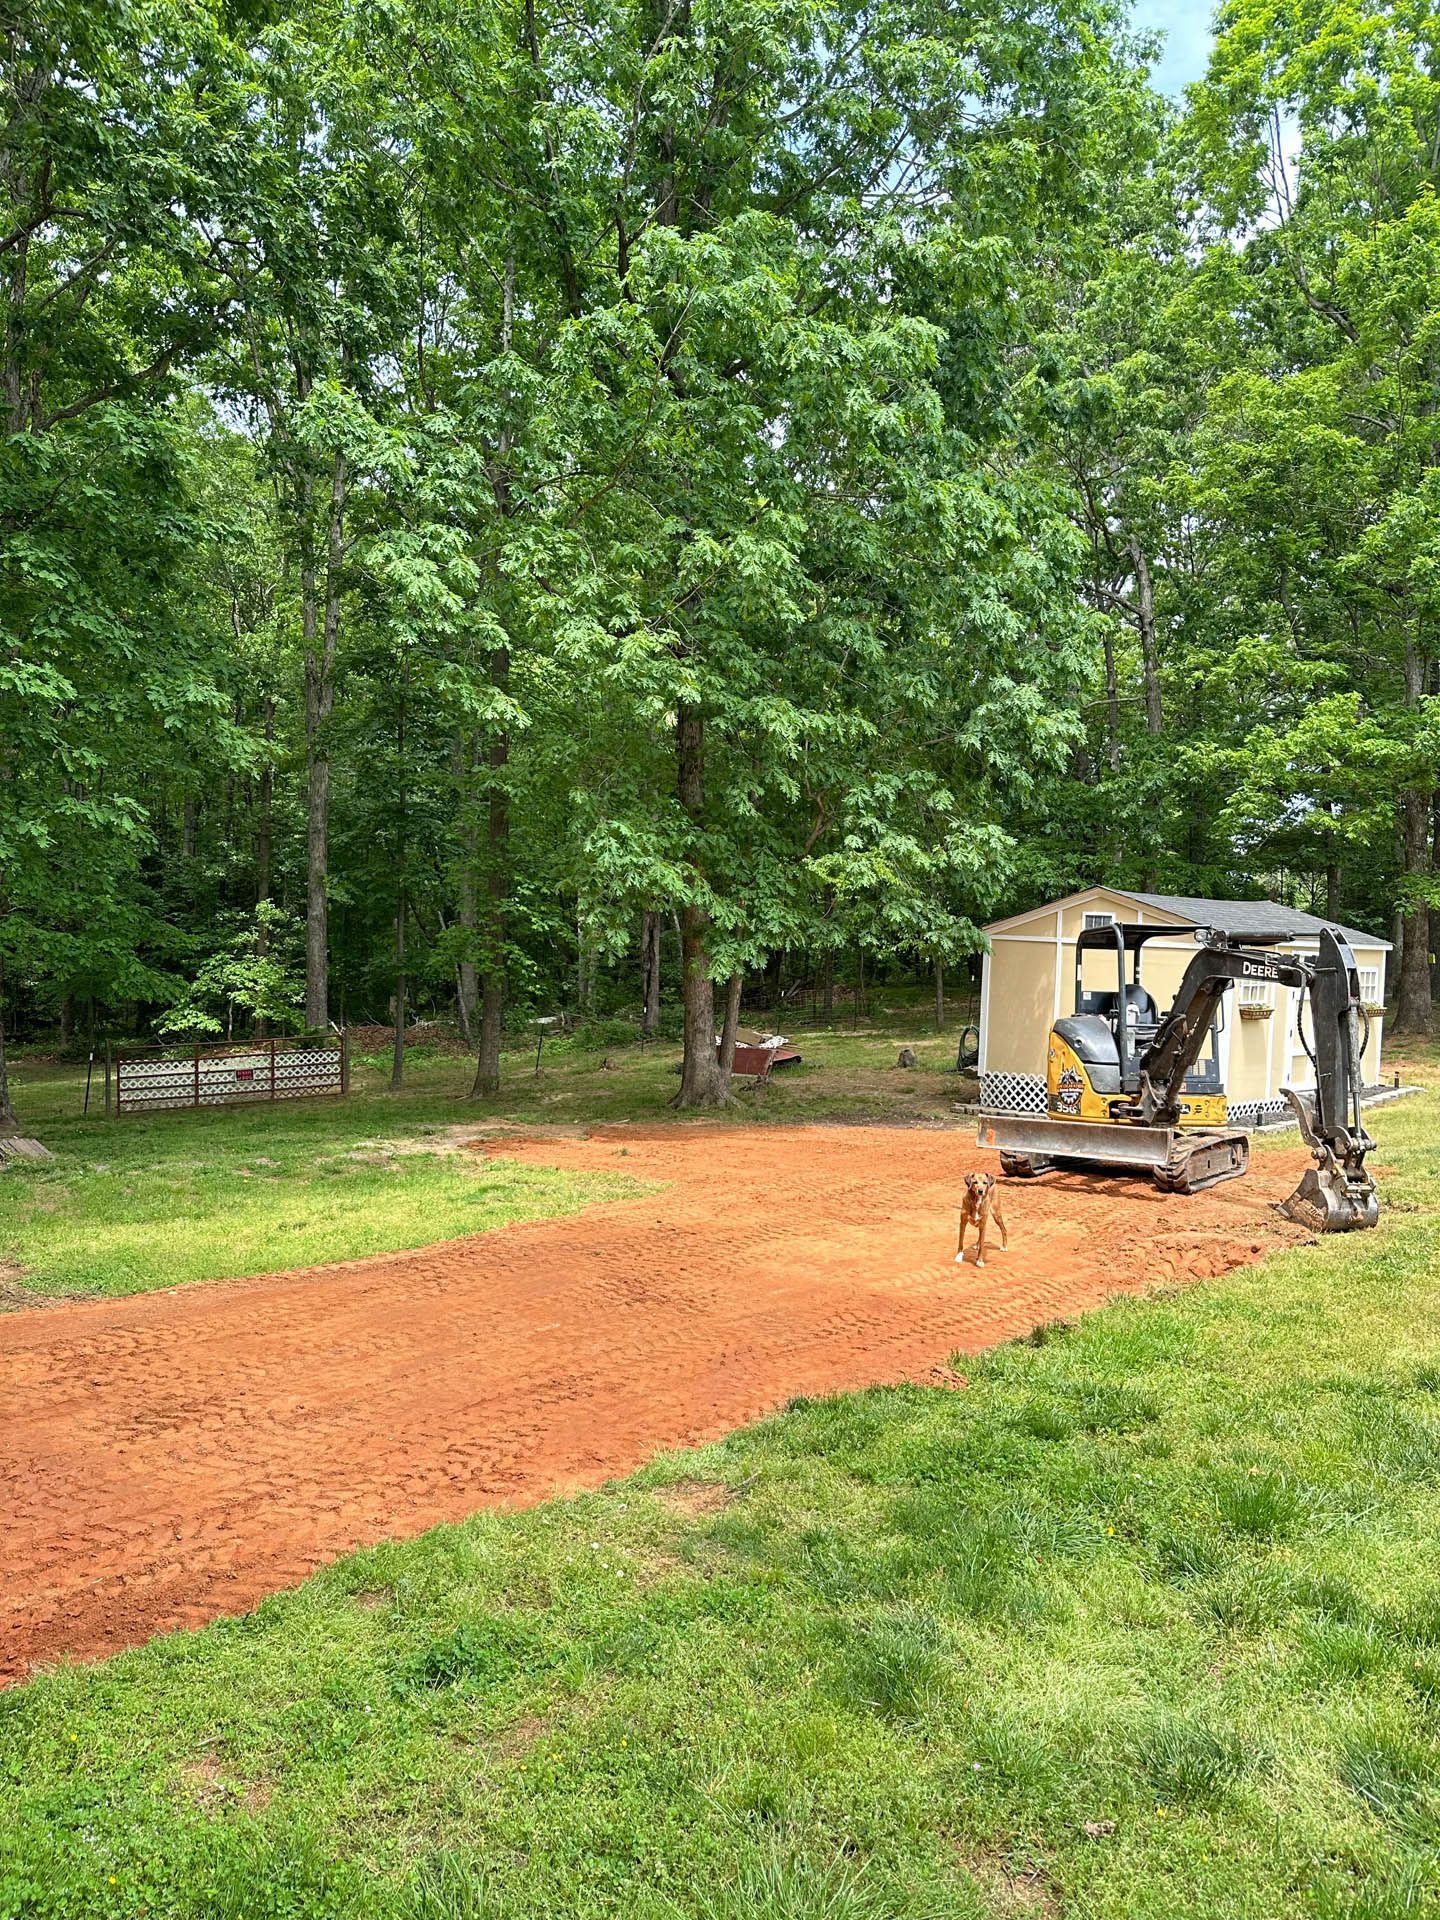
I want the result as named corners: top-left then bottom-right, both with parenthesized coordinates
top-left (1280, 1164), bottom-right (1379, 1234)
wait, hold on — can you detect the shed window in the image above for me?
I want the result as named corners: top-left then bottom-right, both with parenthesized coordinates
top-left (1240, 979), bottom-right (1275, 1008)
top-left (1083, 912), bottom-right (1116, 930)
top-left (1358, 966), bottom-right (1381, 1006)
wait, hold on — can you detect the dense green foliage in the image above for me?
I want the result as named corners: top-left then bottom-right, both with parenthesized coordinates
top-left (2, 1074), bottom-right (1437, 1917)
top-left (4, 0), bottom-right (1439, 1125)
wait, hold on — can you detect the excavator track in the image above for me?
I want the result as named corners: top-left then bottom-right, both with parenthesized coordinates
top-left (1152, 1130), bottom-right (1249, 1196)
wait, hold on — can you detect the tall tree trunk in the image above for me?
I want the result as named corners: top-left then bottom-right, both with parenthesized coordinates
top-left (673, 702), bottom-right (726, 1106)
top-left (933, 958), bottom-right (945, 1032)
top-left (303, 449), bottom-right (346, 1032)
top-left (1128, 538), bottom-right (1163, 736)
top-left (1395, 639), bottom-right (1434, 1035)
top-left (1102, 622), bottom-right (1121, 770)
top-left (453, 734), bottom-right (478, 1047)
top-left (1, 66), bottom-right (43, 437)
top-left (0, 958), bottom-right (17, 1133)
top-left (641, 909), bottom-right (662, 1036)
top-left (470, 653), bottom-right (510, 1099)
top-left (718, 972), bottom-right (742, 1084)
top-left (1326, 856), bottom-right (1341, 923)
top-left (676, 898), bottom-right (724, 1104)
top-left (391, 898), bottom-right (406, 1091)
top-left (254, 696), bottom-right (275, 1041)
top-left (470, 265), bottom-right (516, 1095)
top-left (255, 699), bottom-right (275, 913)
top-left (577, 905), bottom-right (594, 1015)
top-left (473, 972), bottom-right (504, 1098)
top-left (454, 970), bottom-right (474, 1049)
top-left (1395, 785), bottom-right (1434, 1035)
top-left (1392, 907), bottom-right (1405, 1004)
top-left (822, 952), bottom-right (834, 1021)
top-left (302, 516), bottom-right (326, 1028)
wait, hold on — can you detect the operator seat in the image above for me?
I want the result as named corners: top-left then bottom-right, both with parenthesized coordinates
top-left (1124, 984), bottom-right (1159, 1031)
top-left (1082, 986), bottom-right (1159, 1040)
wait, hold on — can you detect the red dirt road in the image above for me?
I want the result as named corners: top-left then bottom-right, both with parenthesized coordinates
top-left (1, 1125), bottom-right (1309, 1683)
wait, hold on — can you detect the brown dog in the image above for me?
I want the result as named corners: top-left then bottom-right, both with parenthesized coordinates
top-left (956, 1171), bottom-right (1007, 1268)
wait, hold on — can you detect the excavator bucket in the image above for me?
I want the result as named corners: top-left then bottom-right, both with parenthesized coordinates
top-left (1280, 1155), bottom-right (1379, 1233)
top-left (1278, 928), bottom-right (1379, 1233)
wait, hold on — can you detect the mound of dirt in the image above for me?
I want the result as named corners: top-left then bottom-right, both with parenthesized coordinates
top-left (345, 1020), bottom-right (469, 1056)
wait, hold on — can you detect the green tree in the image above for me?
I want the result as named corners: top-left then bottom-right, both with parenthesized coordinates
top-left (1183, 0), bottom-right (1440, 1030)
top-left (0, 2), bottom-right (260, 1129)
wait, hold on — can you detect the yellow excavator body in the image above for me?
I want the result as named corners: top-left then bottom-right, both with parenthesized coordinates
top-left (1045, 1030), bottom-right (1230, 1131)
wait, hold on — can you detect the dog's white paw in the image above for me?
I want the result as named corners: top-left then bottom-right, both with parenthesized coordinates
top-left (953, 1253), bottom-right (965, 1265)
top-left (975, 1258), bottom-right (986, 1268)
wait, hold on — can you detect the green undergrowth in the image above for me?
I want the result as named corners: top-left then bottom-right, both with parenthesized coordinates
top-left (2, 1076), bottom-right (1438, 1917)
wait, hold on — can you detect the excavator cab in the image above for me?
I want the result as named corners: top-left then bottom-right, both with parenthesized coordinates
top-left (1049, 924), bottom-right (1227, 1129)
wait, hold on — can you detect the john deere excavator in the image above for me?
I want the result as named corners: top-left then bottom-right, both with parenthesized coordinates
top-left (978, 921), bottom-right (1379, 1232)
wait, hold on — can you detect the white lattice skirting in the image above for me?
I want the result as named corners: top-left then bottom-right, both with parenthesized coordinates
top-left (980, 1072), bottom-right (1047, 1115)
top-left (980, 1082), bottom-right (1306, 1129)
top-left (1229, 1098), bottom-right (1291, 1129)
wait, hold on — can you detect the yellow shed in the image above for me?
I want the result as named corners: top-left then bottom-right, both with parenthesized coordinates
top-left (978, 888), bottom-right (1389, 1124)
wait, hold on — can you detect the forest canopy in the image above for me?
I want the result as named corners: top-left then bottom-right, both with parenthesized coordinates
top-left (2, 0), bottom-right (1438, 1123)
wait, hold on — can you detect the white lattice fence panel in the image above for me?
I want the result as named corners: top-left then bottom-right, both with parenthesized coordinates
top-left (114, 1060), bottom-right (198, 1111)
top-left (1230, 1097), bottom-right (1291, 1129)
top-left (118, 1042), bottom-right (344, 1113)
top-left (980, 1071), bottom-right (1047, 1115)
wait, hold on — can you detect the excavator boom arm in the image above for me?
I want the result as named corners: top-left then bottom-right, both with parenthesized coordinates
top-left (1279, 927), bottom-right (1378, 1231)
top-left (1136, 938), bottom-right (1310, 1123)
top-left (1135, 927), bottom-right (1377, 1231)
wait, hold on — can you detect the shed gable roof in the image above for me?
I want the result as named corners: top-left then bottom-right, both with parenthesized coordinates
top-left (1127, 893), bottom-right (1388, 951)
top-left (985, 885), bottom-right (1389, 950)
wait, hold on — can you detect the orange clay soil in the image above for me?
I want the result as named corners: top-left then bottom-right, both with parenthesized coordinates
top-left (0, 1124), bottom-right (1311, 1683)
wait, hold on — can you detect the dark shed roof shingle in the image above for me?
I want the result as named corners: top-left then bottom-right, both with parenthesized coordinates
top-left (1127, 892), bottom-right (1388, 951)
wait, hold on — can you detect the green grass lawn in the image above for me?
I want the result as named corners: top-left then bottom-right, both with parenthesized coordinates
top-left (3, 1058), bottom-right (1438, 1918)
top-left (0, 1060), bottom-right (639, 1301)
top-left (0, 1019), bottom-right (973, 1302)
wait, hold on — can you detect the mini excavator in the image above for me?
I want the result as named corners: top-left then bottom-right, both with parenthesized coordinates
top-left (978, 922), bottom-right (1380, 1232)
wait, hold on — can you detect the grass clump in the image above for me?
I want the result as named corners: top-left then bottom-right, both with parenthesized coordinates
top-left (1207, 1466), bottom-right (1311, 1539)
top-left (397, 1615), bottom-right (542, 1696)
top-left (1336, 1719), bottom-right (1440, 1835)
top-left (1128, 1711), bottom-right (1258, 1805)
top-left (683, 1847), bottom-right (896, 1920)
top-left (832, 1607), bottom-right (947, 1721)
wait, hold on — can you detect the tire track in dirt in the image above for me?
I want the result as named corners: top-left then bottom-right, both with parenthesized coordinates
top-left (0, 1125), bottom-right (1310, 1682)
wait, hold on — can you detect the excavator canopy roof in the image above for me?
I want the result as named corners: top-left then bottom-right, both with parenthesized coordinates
top-left (1074, 921), bottom-right (1293, 955)
top-left (1075, 921), bottom-right (1197, 954)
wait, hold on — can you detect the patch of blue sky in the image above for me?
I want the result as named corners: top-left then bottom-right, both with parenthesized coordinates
top-left (1132, 1), bottom-right (1214, 97)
